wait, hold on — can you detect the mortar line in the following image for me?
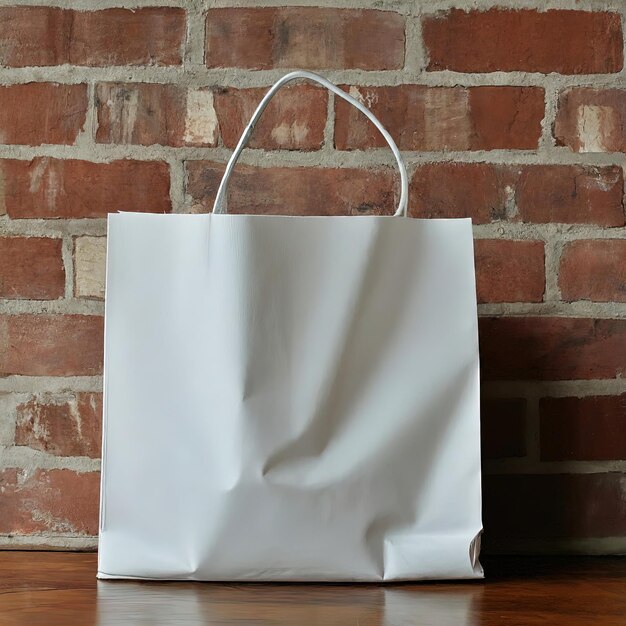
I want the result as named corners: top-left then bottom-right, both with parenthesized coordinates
top-left (0, 298), bottom-right (104, 316)
top-left (0, 445), bottom-right (101, 472)
top-left (0, 393), bottom-right (17, 447)
top-left (403, 6), bottom-right (424, 77)
top-left (75, 82), bottom-right (97, 150)
top-left (4, 217), bottom-right (626, 241)
top-left (0, 535), bottom-right (99, 551)
top-left (0, 143), bottom-right (624, 168)
top-left (0, 375), bottom-right (616, 397)
top-left (476, 301), bottom-right (626, 318)
top-left (185, 0), bottom-right (207, 69)
top-left (3, 67), bottom-right (626, 89)
top-left (0, 0), bottom-right (623, 10)
top-left (205, 0), bottom-right (412, 13)
top-left (540, 79), bottom-right (559, 150)
top-left (419, 0), bottom-right (626, 12)
top-left (0, 376), bottom-right (103, 393)
top-left (483, 459), bottom-right (626, 475)
top-left (61, 235), bottom-right (75, 301)
top-left (483, 379), bottom-right (626, 397)
top-left (0, 216), bottom-right (108, 238)
top-left (543, 235), bottom-right (564, 303)
top-left (2, 297), bottom-right (626, 318)
top-left (167, 158), bottom-right (187, 213)
top-left (321, 91), bottom-right (335, 154)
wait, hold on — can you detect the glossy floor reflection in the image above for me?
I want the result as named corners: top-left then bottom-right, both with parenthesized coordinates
top-left (1, 552), bottom-right (625, 625)
top-left (96, 581), bottom-right (481, 626)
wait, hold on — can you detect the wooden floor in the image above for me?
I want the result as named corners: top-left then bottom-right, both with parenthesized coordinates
top-left (1, 552), bottom-right (625, 625)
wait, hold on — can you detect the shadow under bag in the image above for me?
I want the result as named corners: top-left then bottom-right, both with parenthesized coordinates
top-left (98, 70), bottom-right (483, 581)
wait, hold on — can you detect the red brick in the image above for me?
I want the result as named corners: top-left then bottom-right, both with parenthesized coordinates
top-left (555, 88), bottom-right (626, 153)
top-left (95, 83), bottom-right (328, 151)
top-left (410, 163), bottom-right (502, 223)
top-left (475, 240), bottom-right (545, 304)
top-left (0, 83), bottom-right (87, 145)
top-left (481, 397), bottom-right (527, 459)
top-left (0, 468), bottom-right (99, 535)
top-left (410, 163), bottom-right (624, 227)
top-left (515, 165), bottom-right (624, 226)
top-left (3, 158), bottom-right (171, 219)
top-left (96, 83), bottom-right (217, 148)
top-left (16, 393), bottom-right (102, 458)
top-left (559, 240), bottom-right (626, 302)
top-left (206, 8), bottom-right (405, 70)
top-left (335, 85), bottom-right (544, 151)
top-left (483, 473), bottom-right (626, 539)
top-left (0, 315), bottom-right (103, 376)
top-left (479, 317), bottom-right (626, 381)
top-left (540, 395), bottom-right (626, 461)
top-left (214, 85), bottom-right (327, 150)
top-left (186, 162), bottom-right (398, 216)
top-left (0, 7), bottom-right (185, 67)
top-left (0, 238), bottom-right (64, 300)
top-left (422, 9), bottom-right (623, 74)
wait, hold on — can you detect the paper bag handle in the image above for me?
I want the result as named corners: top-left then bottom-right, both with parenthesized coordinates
top-left (211, 70), bottom-right (408, 217)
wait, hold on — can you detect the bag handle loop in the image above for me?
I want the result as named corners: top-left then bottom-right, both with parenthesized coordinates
top-left (211, 70), bottom-right (408, 217)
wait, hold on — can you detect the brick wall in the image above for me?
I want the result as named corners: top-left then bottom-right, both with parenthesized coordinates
top-left (0, 1), bottom-right (625, 554)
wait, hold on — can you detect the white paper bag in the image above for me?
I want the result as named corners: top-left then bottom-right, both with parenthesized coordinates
top-left (98, 71), bottom-right (483, 581)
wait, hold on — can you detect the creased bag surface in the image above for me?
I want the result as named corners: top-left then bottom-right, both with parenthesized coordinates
top-left (98, 71), bottom-right (483, 581)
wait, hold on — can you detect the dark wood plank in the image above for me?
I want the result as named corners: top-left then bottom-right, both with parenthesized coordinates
top-left (0, 552), bottom-right (625, 625)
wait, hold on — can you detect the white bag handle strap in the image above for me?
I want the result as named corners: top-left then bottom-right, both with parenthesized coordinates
top-left (211, 70), bottom-right (408, 217)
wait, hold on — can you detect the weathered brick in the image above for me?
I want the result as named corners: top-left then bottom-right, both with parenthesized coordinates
top-left (483, 473), bottom-right (626, 539)
top-left (74, 237), bottom-right (106, 300)
top-left (0, 315), bottom-right (103, 376)
top-left (540, 395), bottom-right (626, 461)
top-left (475, 240), bottom-right (545, 304)
top-left (479, 317), bottom-right (626, 381)
top-left (559, 240), bottom-right (626, 303)
top-left (422, 9), bottom-right (623, 74)
top-left (555, 88), bottom-right (626, 153)
top-left (410, 163), bottom-right (624, 227)
top-left (96, 83), bottom-right (327, 151)
top-left (214, 85), bottom-right (327, 150)
top-left (96, 83), bottom-right (218, 147)
top-left (514, 165), bottom-right (624, 226)
top-left (0, 83), bottom-right (86, 145)
top-left (0, 238), bottom-right (64, 300)
top-left (0, 468), bottom-right (99, 535)
top-left (206, 8), bottom-right (405, 70)
top-left (481, 397), bottom-right (527, 460)
top-left (186, 162), bottom-right (398, 216)
top-left (335, 85), bottom-right (544, 151)
top-left (0, 393), bottom-right (15, 446)
top-left (16, 393), bottom-right (102, 458)
top-left (3, 158), bottom-right (171, 219)
top-left (0, 7), bottom-right (185, 67)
